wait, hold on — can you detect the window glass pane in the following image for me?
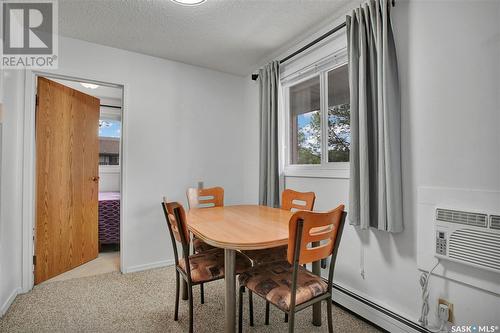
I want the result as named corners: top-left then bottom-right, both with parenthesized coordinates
top-left (99, 119), bottom-right (121, 138)
top-left (327, 65), bottom-right (350, 162)
top-left (99, 119), bottom-right (121, 166)
top-left (289, 76), bottom-right (321, 164)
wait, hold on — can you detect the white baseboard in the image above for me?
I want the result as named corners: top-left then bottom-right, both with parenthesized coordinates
top-left (1, 287), bottom-right (21, 317)
top-left (122, 259), bottom-right (175, 274)
top-left (332, 284), bottom-right (428, 333)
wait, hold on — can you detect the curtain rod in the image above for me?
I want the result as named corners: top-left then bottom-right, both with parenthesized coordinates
top-left (251, 0), bottom-right (395, 81)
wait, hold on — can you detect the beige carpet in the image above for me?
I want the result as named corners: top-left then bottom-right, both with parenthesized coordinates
top-left (0, 266), bottom-right (381, 332)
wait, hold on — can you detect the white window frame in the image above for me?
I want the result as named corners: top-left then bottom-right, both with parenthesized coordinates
top-left (282, 48), bottom-right (350, 179)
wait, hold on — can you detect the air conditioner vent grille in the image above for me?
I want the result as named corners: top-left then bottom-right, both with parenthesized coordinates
top-left (449, 229), bottom-right (500, 272)
top-left (436, 208), bottom-right (487, 228)
top-left (490, 215), bottom-right (500, 230)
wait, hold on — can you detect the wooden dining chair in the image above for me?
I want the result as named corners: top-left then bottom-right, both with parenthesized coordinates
top-left (281, 189), bottom-right (316, 212)
top-left (161, 199), bottom-right (251, 333)
top-left (240, 189), bottom-right (316, 326)
top-left (186, 186), bottom-right (224, 254)
top-left (242, 189), bottom-right (316, 266)
top-left (187, 186), bottom-right (224, 209)
top-left (238, 205), bottom-right (347, 333)
top-left (186, 186), bottom-right (225, 304)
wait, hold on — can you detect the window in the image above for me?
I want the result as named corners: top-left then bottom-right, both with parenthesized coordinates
top-left (99, 118), bottom-right (121, 166)
top-left (284, 52), bottom-right (350, 177)
top-left (289, 76), bottom-right (321, 164)
top-left (327, 65), bottom-right (350, 162)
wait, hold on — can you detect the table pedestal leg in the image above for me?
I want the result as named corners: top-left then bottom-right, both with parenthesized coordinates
top-left (225, 249), bottom-right (236, 333)
top-left (312, 242), bottom-right (322, 326)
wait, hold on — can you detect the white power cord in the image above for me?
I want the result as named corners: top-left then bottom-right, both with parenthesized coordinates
top-left (427, 320), bottom-right (446, 333)
top-left (419, 260), bottom-right (447, 332)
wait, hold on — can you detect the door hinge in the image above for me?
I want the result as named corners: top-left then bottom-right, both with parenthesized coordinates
top-left (35, 95), bottom-right (39, 106)
top-left (33, 255), bottom-right (36, 266)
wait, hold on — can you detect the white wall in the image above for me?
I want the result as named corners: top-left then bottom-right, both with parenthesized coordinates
top-left (243, 0), bottom-right (500, 327)
top-left (0, 36), bottom-right (246, 312)
top-left (0, 70), bottom-right (24, 315)
top-left (99, 168), bottom-right (121, 192)
top-left (401, 0), bottom-right (500, 325)
top-left (242, 77), bottom-right (260, 204)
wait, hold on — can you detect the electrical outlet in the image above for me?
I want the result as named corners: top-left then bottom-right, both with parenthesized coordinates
top-left (438, 304), bottom-right (449, 322)
top-left (439, 298), bottom-right (454, 323)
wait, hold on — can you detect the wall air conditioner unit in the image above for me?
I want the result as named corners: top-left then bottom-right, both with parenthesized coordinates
top-left (435, 208), bottom-right (500, 273)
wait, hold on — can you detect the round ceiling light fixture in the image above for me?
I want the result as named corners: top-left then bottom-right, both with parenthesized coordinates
top-left (81, 83), bottom-right (100, 90)
top-left (170, 0), bottom-right (206, 6)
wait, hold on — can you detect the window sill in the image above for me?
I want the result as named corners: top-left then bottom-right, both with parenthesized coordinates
top-left (99, 165), bottom-right (120, 174)
top-left (284, 166), bottom-right (350, 179)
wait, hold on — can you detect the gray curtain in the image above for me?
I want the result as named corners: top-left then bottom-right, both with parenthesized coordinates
top-left (347, 0), bottom-right (403, 232)
top-left (258, 61), bottom-right (280, 207)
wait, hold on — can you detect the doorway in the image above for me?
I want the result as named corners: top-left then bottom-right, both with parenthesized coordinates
top-left (32, 75), bottom-right (124, 284)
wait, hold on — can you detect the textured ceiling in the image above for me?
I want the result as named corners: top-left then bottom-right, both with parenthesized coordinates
top-left (58, 0), bottom-right (351, 76)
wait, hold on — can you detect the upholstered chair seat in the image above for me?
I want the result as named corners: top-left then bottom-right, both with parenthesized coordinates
top-left (242, 245), bottom-right (288, 266)
top-left (238, 260), bottom-right (328, 311)
top-left (178, 248), bottom-right (251, 283)
top-left (192, 236), bottom-right (216, 253)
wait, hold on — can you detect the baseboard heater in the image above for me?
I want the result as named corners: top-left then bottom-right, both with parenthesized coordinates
top-left (332, 283), bottom-right (431, 333)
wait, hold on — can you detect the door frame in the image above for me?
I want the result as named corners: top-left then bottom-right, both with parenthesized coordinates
top-left (21, 70), bottom-right (128, 291)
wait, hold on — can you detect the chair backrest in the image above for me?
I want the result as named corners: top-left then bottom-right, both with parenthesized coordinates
top-left (287, 204), bottom-right (345, 265)
top-left (281, 189), bottom-right (316, 211)
top-left (186, 186), bottom-right (224, 209)
top-left (161, 199), bottom-right (194, 283)
top-left (161, 200), bottom-right (190, 248)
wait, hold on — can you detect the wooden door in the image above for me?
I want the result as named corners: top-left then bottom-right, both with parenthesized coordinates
top-left (35, 77), bottom-right (100, 284)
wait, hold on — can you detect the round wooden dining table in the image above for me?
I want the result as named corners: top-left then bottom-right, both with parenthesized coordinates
top-left (186, 205), bottom-right (324, 333)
